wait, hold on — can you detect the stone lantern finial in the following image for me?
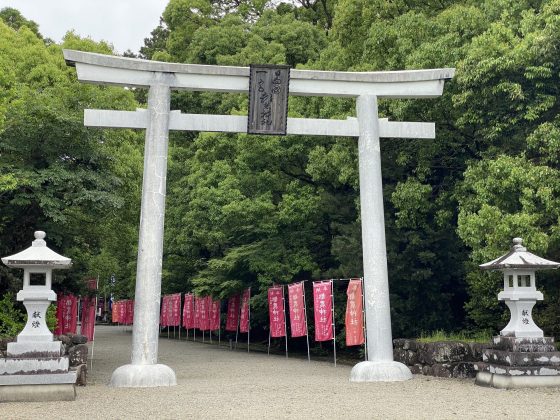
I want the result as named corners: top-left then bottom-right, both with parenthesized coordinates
top-left (511, 237), bottom-right (525, 251)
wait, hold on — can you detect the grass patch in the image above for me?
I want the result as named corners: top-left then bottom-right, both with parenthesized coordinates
top-left (417, 329), bottom-right (492, 343)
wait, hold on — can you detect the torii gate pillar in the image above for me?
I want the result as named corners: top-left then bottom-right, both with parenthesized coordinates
top-left (110, 75), bottom-right (177, 387)
top-left (350, 95), bottom-right (410, 381)
top-left (63, 49), bottom-right (454, 386)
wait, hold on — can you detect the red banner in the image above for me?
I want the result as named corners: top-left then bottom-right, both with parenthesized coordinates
top-left (170, 293), bottom-right (181, 327)
top-left (118, 300), bottom-right (126, 324)
top-left (183, 293), bottom-right (195, 329)
top-left (239, 288), bottom-right (251, 333)
top-left (268, 286), bottom-right (286, 338)
top-left (193, 296), bottom-right (199, 329)
top-left (112, 301), bottom-right (119, 323)
top-left (125, 300), bottom-right (134, 325)
top-left (288, 282), bottom-right (307, 338)
top-left (210, 299), bottom-right (221, 331)
top-left (313, 281), bottom-right (333, 342)
top-left (225, 295), bottom-right (240, 332)
top-left (345, 279), bottom-right (365, 346)
top-left (80, 296), bottom-right (96, 342)
top-left (198, 296), bottom-right (211, 331)
top-left (55, 294), bottom-right (78, 335)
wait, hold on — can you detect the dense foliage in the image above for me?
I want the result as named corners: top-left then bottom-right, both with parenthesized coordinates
top-left (2, 0), bottom-right (560, 339)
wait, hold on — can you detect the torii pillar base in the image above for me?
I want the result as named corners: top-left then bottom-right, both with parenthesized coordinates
top-left (110, 364), bottom-right (176, 388)
top-left (350, 361), bottom-right (412, 382)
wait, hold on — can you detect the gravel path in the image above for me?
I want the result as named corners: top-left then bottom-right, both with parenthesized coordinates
top-left (2, 325), bottom-right (560, 419)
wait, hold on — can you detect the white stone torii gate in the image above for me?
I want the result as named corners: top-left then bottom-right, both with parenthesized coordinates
top-left (64, 50), bottom-right (454, 387)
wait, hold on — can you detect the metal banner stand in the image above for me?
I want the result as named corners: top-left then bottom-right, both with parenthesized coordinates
top-left (361, 277), bottom-right (368, 361)
top-left (267, 329), bottom-right (271, 355)
top-left (301, 282), bottom-right (311, 362)
top-left (330, 280), bottom-right (336, 367)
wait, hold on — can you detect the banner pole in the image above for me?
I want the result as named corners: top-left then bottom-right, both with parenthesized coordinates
top-left (283, 285), bottom-right (288, 359)
top-left (302, 282), bottom-right (311, 362)
top-left (361, 277), bottom-right (368, 361)
top-left (90, 294), bottom-right (98, 372)
top-left (331, 280), bottom-right (336, 367)
top-left (218, 327), bottom-right (221, 347)
top-left (268, 329), bottom-right (271, 356)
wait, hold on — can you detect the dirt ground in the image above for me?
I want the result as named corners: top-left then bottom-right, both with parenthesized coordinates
top-left (2, 325), bottom-right (560, 419)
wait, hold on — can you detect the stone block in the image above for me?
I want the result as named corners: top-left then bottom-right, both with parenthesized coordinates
top-left (0, 384), bottom-right (76, 402)
top-left (0, 371), bottom-right (77, 385)
top-left (74, 364), bottom-right (87, 386)
top-left (477, 362), bottom-right (560, 376)
top-left (68, 344), bottom-right (88, 366)
top-left (430, 363), bottom-right (454, 378)
top-left (393, 339), bottom-right (418, 351)
top-left (419, 342), bottom-right (471, 364)
top-left (476, 372), bottom-right (560, 389)
top-left (7, 341), bottom-right (62, 358)
top-left (67, 334), bottom-right (87, 345)
top-left (452, 362), bottom-right (476, 378)
top-left (492, 336), bottom-right (555, 353)
top-left (467, 342), bottom-right (488, 361)
top-left (56, 334), bottom-right (73, 347)
top-left (483, 349), bottom-right (560, 366)
top-left (393, 348), bottom-right (418, 366)
top-left (409, 364), bottom-right (423, 375)
top-left (0, 356), bottom-right (69, 375)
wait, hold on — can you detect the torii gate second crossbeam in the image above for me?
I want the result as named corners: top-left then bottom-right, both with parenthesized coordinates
top-left (64, 49), bottom-right (454, 387)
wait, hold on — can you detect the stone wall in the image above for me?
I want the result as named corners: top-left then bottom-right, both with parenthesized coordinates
top-left (1, 334), bottom-right (88, 386)
top-left (393, 339), bottom-right (488, 378)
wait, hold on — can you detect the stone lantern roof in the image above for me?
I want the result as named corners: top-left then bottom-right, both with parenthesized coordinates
top-left (480, 238), bottom-right (560, 271)
top-left (1, 231), bottom-right (71, 269)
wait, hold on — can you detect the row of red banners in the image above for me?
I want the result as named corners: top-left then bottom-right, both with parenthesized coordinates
top-left (159, 280), bottom-right (363, 346)
top-left (161, 289), bottom-right (251, 333)
top-left (54, 294), bottom-right (96, 342)
top-left (268, 279), bottom-right (365, 346)
top-left (112, 300), bottom-right (134, 325)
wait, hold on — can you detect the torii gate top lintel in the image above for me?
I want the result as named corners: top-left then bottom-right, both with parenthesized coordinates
top-left (63, 49), bottom-right (454, 98)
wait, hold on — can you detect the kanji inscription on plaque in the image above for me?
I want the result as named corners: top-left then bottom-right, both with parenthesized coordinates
top-left (248, 64), bottom-right (290, 135)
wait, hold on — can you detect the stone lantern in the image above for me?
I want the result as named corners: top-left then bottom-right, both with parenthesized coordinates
top-left (0, 231), bottom-right (76, 402)
top-left (475, 237), bottom-right (560, 389)
top-left (479, 237), bottom-right (559, 338)
top-left (2, 231), bottom-right (71, 351)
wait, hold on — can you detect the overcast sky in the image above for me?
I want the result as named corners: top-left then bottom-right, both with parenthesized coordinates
top-left (0, 0), bottom-right (169, 54)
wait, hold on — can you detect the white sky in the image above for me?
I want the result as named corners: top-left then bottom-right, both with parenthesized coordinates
top-left (0, 0), bottom-right (169, 54)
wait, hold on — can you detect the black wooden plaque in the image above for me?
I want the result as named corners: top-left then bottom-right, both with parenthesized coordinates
top-left (248, 64), bottom-right (290, 135)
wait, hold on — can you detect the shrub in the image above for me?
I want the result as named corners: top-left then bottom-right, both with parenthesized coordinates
top-left (0, 293), bottom-right (25, 338)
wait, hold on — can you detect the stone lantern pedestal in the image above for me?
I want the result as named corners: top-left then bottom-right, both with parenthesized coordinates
top-left (475, 238), bottom-right (560, 389)
top-left (0, 231), bottom-right (76, 402)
